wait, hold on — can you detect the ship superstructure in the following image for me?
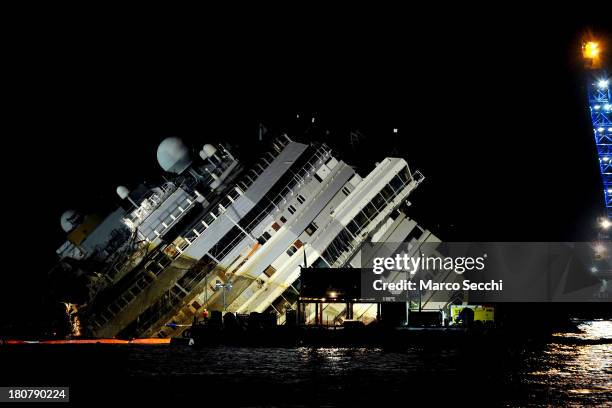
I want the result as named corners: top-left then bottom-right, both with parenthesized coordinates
top-left (51, 134), bottom-right (439, 338)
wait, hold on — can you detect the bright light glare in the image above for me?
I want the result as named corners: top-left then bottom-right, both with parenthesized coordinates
top-left (594, 243), bottom-right (607, 254)
top-left (601, 218), bottom-right (611, 229)
top-left (584, 42), bottom-right (600, 59)
top-left (598, 79), bottom-right (610, 89)
top-left (590, 266), bottom-right (598, 273)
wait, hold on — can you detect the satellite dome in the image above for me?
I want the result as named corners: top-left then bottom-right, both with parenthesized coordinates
top-left (156, 137), bottom-right (192, 174)
top-left (60, 210), bottom-right (82, 233)
top-left (116, 185), bottom-right (130, 200)
top-left (200, 144), bottom-right (217, 160)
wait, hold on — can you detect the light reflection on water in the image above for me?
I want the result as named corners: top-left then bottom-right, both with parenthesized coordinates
top-left (521, 320), bottom-right (611, 406)
top-left (553, 319), bottom-right (612, 341)
top-left (124, 321), bottom-right (611, 406)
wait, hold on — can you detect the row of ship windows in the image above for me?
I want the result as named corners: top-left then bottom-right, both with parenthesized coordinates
top-left (286, 221), bottom-right (318, 256)
top-left (185, 145), bottom-right (329, 252)
top-left (235, 135), bottom-right (296, 193)
top-left (320, 166), bottom-right (411, 266)
top-left (148, 196), bottom-right (196, 239)
top-left (134, 259), bottom-right (216, 336)
top-left (186, 143), bottom-right (296, 243)
top-left (256, 194), bottom-right (314, 250)
top-left (92, 249), bottom-right (176, 327)
top-left (312, 225), bottom-right (423, 270)
top-left (260, 219), bottom-right (319, 279)
top-left (204, 147), bottom-right (331, 262)
top-left (257, 166), bottom-right (356, 262)
top-left (288, 181), bottom-right (352, 263)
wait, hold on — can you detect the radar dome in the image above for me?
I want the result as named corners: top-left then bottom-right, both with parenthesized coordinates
top-left (60, 210), bottom-right (82, 233)
top-left (116, 185), bottom-right (130, 199)
top-left (156, 137), bottom-right (192, 174)
top-left (200, 144), bottom-right (218, 160)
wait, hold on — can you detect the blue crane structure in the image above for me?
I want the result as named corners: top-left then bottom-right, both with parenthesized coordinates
top-left (583, 40), bottom-right (612, 220)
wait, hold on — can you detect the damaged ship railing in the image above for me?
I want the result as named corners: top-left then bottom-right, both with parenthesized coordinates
top-left (320, 167), bottom-right (421, 268)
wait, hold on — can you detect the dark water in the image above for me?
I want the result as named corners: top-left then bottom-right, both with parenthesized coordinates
top-left (2, 321), bottom-right (610, 406)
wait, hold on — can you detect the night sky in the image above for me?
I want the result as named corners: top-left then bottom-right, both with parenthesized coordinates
top-left (2, 15), bottom-right (610, 329)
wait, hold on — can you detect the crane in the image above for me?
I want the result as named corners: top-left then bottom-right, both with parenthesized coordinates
top-left (582, 39), bottom-right (612, 230)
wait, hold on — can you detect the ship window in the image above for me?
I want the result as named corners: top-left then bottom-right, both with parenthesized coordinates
top-left (381, 185), bottom-right (395, 201)
top-left (258, 231), bottom-right (272, 245)
top-left (286, 245), bottom-right (298, 256)
top-left (288, 205), bottom-right (297, 215)
top-left (372, 193), bottom-right (386, 210)
top-left (342, 186), bottom-right (351, 196)
top-left (264, 265), bottom-right (277, 277)
top-left (390, 174), bottom-right (404, 192)
top-left (347, 220), bottom-right (360, 237)
top-left (363, 202), bottom-right (378, 220)
top-left (321, 229), bottom-right (354, 266)
top-left (314, 173), bottom-right (323, 183)
top-left (271, 222), bottom-right (281, 231)
top-left (192, 300), bottom-right (201, 310)
top-left (297, 194), bottom-right (306, 204)
top-left (280, 216), bottom-right (287, 223)
top-left (305, 222), bottom-right (318, 236)
top-left (398, 166), bottom-right (410, 183)
top-left (294, 239), bottom-right (303, 249)
top-left (354, 211), bottom-right (369, 229)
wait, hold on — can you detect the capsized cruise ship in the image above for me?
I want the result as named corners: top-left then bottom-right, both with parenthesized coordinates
top-left (50, 134), bottom-right (440, 338)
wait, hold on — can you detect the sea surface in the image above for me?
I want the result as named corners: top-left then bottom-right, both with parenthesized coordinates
top-left (2, 320), bottom-right (610, 406)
